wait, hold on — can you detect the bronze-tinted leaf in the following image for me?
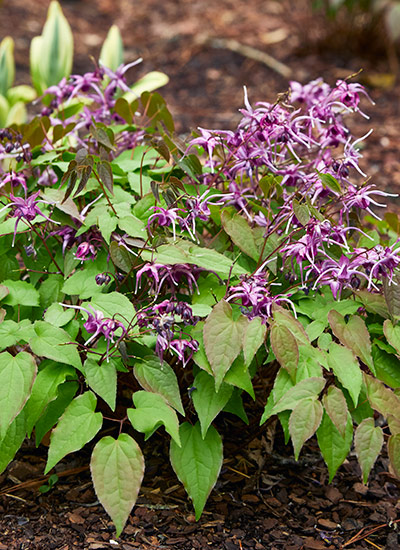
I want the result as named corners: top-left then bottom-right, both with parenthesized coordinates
top-left (114, 97), bottom-right (133, 124)
top-left (97, 160), bottom-right (114, 195)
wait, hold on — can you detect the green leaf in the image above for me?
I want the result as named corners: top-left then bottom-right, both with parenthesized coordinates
top-left (383, 320), bottom-right (400, 355)
top-left (242, 316), bottom-right (266, 367)
top-left (318, 172), bottom-right (341, 194)
top-left (270, 323), bottom-right (298, 381)
top-left (30, 321), bottom-right (82, 370)
top-left (84, 358), bottom-right (117, 412)
top-left (44, 303), bottom-right (75, 327)
top-left (127, 391), bottom-right (180, 445)
top-left (272, 305), bottom-right (309, 345)
top-left (117, 215), bottom-right (146, 239)
top-left (40, 274), bottom-right (65, 308)
top-left (192, 371), bottom-right (233, 438)
top-left (0, 351), bottom-right (36, 438)
top-left (187, 322), bottom-right (212, 375)
top-left (383, 273), bottom-right (400, 320)
top-left (271, 377), bottom-right (325, 414)
top-left (388, 433), bottom-right (400, 479)
top-left (35, 381), bottom-right (78, 445)
top-left (62, 268), bottom-right (103, 300)
top-left (109, 241), bottom-right (136, 273)
top-left (24, 361), bottom-right (76, 436)
top-left (99, 25), bottom-right (123, 72)
top-left (261, 367), bottom-right (294, 424)
top-left (0, 410), bottom-right (26, 475)
top-left (91, 434), bottom-right (144, 537)
top-left (317, 411), bottom-right (353, 481)
top-left (125, 71), bottom-right (169, 100)
top-left (292, 200), bottom-right (310, 226)
top-left (178, 154), bottom-right (202, 181)
top-left (221, 209), bottom-right (259, 260)
top-left (305, 319), bottom-right (326, 342)
top-left (354, 418), bottom-right (383, 484)
top-left (346, 383), bottom-right (374, 425)
top-left (98, 207), bottom-right (117, 244)
top-left (0, 319), bottom-right (33, 351)
top-left (297, 296), bottom-right (360, 325)
top-left (89, 292), bottom-right (136, 327)
top-left (114, 97), bottom-right (133, 124)
top-left (134, 357), bottom-right (184, 415)
top-left (322, 386), bottom-right (348, 437)
top-left (0, 37), bottom-right (15, 95)
top-left (30, 1), bottom-right (73, 94)
top-left (328, 311), bottom-right (374, 373)
top-left (372, 345), bottom-right (400, 389)
top-left (296, 345), bottom-right (324, 381)
top-left (328, 342), bottom-right (362, 406)
top-left (224, 354), bottom-right (255, 398)
top-left (223, 388), bottom-right (249, 424)
top-left (289, 397), bottom-right (323, 460)
top-left (363, 372), bottom-right (400, 419)
top-left (170, 422), bottom-right (223, 520)
top-left (141, 240), bottom-right (246, 277)
top-left (203, 301), bottom-right (245, 389)
top-left (2, 279), bottom-right (39, 307)
top-left (45, 391), bottom-right (102, 473)
top-left (355, 290), bottom-right (389, 319)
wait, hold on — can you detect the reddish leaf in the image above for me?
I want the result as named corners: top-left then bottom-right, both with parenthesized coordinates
top-left (270, 323), bottom-right (298, 380)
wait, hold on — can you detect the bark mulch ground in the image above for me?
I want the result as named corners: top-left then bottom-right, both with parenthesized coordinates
top-left (1, 430), bottom-right (399, 549)
top-left (1, 1), bottom-right (400, 548)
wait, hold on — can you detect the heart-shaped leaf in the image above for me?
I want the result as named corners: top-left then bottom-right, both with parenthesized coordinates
top-left (127, 391), bottom-right (180, 445)
top-left (170, 422), bottom-right (223, 519)
top-left (45, 391), bottom-right (102, 473)
top-left (91, 434), bottom-right (144, 536)
top-left (354, 418), bottom-right (383, 484)
top-left (0, 351), bottom-right (37, 437)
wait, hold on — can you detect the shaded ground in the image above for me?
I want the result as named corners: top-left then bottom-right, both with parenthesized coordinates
top-left (1, 429), bottom-right (400, 550)
top-left (1, 1), bottom-right (400, 548)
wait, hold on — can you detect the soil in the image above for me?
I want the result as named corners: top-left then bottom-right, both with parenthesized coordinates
top-left (1, 1), bottom-right (400, 548)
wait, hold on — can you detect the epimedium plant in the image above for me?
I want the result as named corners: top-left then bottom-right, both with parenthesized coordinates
top-left (0, 1), bottom-right (169, 128)
top-left (1, 64), bottom-right (400, 536)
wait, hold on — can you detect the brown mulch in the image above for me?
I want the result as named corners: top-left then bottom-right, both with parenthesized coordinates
top-left (1, 430), bottom-right (399, 550)
top-left (1, 1), bottom-right (400, 548)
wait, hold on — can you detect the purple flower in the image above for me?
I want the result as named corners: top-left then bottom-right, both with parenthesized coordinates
top-left (60, 303), bottom-right (127, 360)
top-left (38, 168), bottom-right (58, 187)
top-left (341, 183), bottom-right (398, 220)
top-left (0, 171), bottom-right (27, 193)
top-left (136, 262), bottom-right (202, 296)
top-left (227, 273), bottom-right (296, 321)
top-left (74, 228), bottom-right (103, 261)
top-left (137, 299), bottom-right (198, 364)
top-left (311, 255), bottom-right (370, 299)
top-left (147, 206), bottom-right (184, 240)
top-left (169, 339), bottom-right (199, 368)
top-left (75, 241), bottom-right (98, 261)
top-left (0, 191), bottom-right (59, 246)
top-left (352, 243), bottom-right (400, 288)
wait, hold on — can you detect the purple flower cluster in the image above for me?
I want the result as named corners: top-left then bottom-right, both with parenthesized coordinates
top-left (61, 303), bottom-right (127, 360)
top-left (50, 225), bottom-right (103, 260)
top-left (147, 190), bottom-right (227, 241)
top-left (137, 299), bottom-right (199, 366)
top-left (39, 61), bottom-right (144, 156)
top-left (227, 272), bottom-right (296, 322)
top-left (180, 78), bottom-right (400, 307)
top-left (136, 262), bottom-right (204, 297)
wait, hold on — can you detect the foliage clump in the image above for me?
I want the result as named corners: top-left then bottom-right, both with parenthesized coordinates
top-left (1, 60), bottom-right (400, 536)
